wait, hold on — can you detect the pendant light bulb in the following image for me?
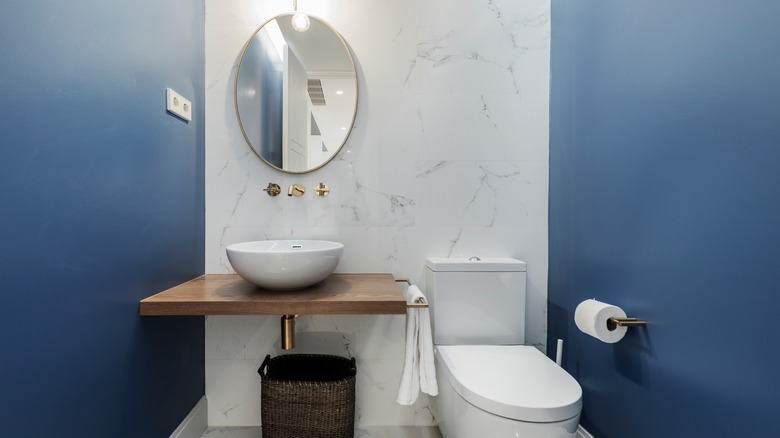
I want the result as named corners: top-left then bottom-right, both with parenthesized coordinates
top-left (292, 0), bottom-right (310, 32)
top-left (292, 12), bottom-right (310, 32)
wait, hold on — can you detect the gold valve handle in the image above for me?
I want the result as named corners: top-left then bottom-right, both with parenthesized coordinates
top-left (314, 182), bottom-right (330, 197)
top-left (263, 183), bottom-right (281, 196)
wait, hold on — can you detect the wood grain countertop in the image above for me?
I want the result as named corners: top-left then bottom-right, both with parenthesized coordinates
top-left (139, 273), bottom-right (408, 316)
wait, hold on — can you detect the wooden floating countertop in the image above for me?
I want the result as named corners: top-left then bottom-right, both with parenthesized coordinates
top-left (139, 273), bottom-right (407, 316)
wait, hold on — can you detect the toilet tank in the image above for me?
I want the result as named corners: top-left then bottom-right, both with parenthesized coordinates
top-left (425, 258), bottom-right (527, 345)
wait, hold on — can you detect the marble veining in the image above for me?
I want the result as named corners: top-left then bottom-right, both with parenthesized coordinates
top-left (480, 95), bottom-right (501, 133)
top-left (415, 161), bottom-right (448, 179)
top-left (445, 229), bottom-right (463, 258)
top-left (205, 0), bottom-right (551, 428)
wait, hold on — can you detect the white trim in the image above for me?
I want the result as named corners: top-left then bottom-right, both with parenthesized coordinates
top-left (577, 425), bottom-right (595, 438)
top-left (170, 396), bottom-right (208, 438)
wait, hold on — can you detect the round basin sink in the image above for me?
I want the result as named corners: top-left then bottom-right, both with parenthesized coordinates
top-left (226, 240), bottom-right (344, 290)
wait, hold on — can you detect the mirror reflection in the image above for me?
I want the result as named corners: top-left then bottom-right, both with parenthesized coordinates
top-left (235, 14), bottom-right (357, 173)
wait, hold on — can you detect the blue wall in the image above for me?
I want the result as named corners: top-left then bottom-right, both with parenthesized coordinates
top-left (549, 1), bottom-right (780, 436)
top-left (0, 2), bottom-right (205, 437)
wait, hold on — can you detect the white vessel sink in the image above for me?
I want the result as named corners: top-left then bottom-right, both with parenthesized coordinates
top-left (226, 240), bottom-right (344, 290)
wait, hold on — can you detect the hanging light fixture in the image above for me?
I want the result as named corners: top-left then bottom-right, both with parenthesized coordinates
top-left (291, 0), bottom-right (310, 32)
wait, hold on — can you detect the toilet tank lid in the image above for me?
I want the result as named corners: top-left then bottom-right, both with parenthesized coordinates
top-left (426, 257), bottom-right (526, 272)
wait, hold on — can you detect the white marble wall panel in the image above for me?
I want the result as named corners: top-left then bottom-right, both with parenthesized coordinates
top-left (416, 93), bottom-right (549, 162)
top-left (205, 0), bottom-right (550, 427)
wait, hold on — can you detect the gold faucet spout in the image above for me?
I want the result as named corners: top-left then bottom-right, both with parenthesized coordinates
top-left (288, 183), bottom-right (305, 197)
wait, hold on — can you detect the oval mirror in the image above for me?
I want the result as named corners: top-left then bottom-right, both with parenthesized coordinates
top-left (235, 14), bottom-right (357, 173)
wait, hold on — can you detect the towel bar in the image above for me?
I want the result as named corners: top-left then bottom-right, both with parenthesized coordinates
top-left (394, 278), bottom-right (429, 308)
top-left (407, 297), bottom-right (428, 308)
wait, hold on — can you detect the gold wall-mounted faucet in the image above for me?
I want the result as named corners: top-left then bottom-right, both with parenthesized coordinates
top-left (288, 183), bottom-right (305, 197)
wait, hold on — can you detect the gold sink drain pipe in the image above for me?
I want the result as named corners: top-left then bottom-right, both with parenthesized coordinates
top-left (281, 314), bottom-right (297, 350)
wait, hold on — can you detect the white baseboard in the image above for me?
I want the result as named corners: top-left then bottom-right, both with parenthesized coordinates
top-left (577, 425), bottom-right (595, 438)
top-left (170, 396), bottom-right (208, 438)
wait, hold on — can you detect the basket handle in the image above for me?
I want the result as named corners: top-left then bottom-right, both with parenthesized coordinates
top-left (258, 354), bottom-right (271, 378)
top-left (349, 357), bottom-right (357, 377)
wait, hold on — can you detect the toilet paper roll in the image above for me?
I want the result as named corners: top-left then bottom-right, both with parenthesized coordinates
top-left (574, 299), bottom-right (628, 343)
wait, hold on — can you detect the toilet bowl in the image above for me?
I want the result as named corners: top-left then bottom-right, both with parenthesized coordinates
top-left (425, 258), bottom-right (583, 438)
top-left (435, 345), bottom-right (581, 437)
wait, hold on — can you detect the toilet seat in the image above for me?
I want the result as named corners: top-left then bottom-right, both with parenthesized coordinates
top-left (435, 345), bottom-right (582, 423)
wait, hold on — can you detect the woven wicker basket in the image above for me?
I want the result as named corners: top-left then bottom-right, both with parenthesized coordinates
top-left (258, 354), bottom-right (357, 438)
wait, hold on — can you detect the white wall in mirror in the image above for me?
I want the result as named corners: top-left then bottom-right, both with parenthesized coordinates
top-left (205, 0), bottom-right (551, 427)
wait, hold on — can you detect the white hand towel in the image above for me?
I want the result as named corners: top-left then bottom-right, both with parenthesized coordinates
top-left (417, 290), bottom-right (438, 397)
top-left (396, 285), bottom-right (438, 405)
top-left (396, 296), bottom-right (420, 405)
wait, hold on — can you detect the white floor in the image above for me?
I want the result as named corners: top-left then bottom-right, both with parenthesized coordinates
top-left (201, 426), bottom-right (443, 438)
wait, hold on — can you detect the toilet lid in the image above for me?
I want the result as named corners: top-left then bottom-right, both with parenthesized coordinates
top-left (436, 345), bottom-right (582, 423)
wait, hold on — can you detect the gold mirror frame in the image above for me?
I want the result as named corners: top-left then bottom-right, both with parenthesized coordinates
top-left (234, 13), bottom-right (358, 174)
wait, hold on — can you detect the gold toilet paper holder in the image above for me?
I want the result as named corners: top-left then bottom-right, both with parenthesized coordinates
top-left (607, 317), bottom-right (647, 331)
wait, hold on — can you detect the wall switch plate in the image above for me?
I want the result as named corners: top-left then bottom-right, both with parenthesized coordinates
top-left (166, 88), bottom-right (192, 121)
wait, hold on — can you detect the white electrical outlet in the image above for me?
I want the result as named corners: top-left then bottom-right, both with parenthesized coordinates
top-left (166, 88), bottom-right (192, 121)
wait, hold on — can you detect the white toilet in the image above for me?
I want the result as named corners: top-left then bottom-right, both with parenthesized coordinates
top-left (426, 258), bottom-right (583, 438)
